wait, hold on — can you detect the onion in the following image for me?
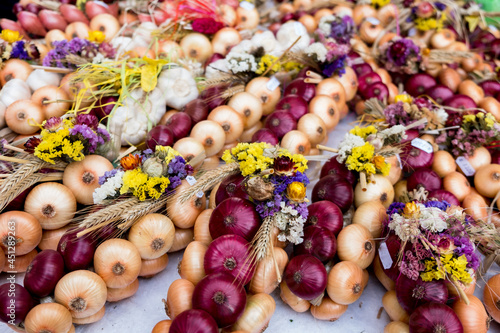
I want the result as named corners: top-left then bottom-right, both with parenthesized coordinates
top-left (71, 305), bottom-right (105, 324)
top-left (228, 293), bottom-right (276, 333)
top-left (337, 224), bottom-right (375, 269)
top-left (0, 283), bottom-right (34, 325)
top-left (194, 209), bottom-right (213, 245)
top-left (374, 255), bottom-right (395, 291)
top-left (354, 174), bottom-right (394, 208)
top-left (170, 309), bottom-right (218, 333)
top-left (479, 97), bottom-right (500, 121)
top-left (320, 157), bottom-right (356, 185)
top-left (39, 226), bottom-right (71, 251)
top-left (353, 63), bottom-right (373, 77)
top-left (352, 200), bottom-right (387, 238)
top-left (458, 80), bottom-right (484, 105)
top-left (248, 247), bottom-right (288, 294)
top-left (480, 80), bottom-right (500, 97)
top-left (245, 77), bottom-right (281, 115)
top-left (284, 78), bottom-right (316, 102)
top-left (63, 155), bottom-right (113, 205)
top-left (173, 138), bottom-right (205, 167)
top-left (312, 176), bottom-right (353, 213)
top-left (358, 72), bottom-right (382, 96)
top-left (444, 94), bottom-right (477, 112)
top-left (164, 112), bottom-right (192, 141)
top-left (201, 85), bottom-right (228, 110)
top-left (179, 241), bottom-right (207, 285)
top-left (227, 92), bottom-right (263, 129)
top-left (400, 143), bottom-right (434, 172)
top-left (24, 250), bottom-right (64, 297)
top-left (190, 120), bottom-right (226, 157)
top-left (0, 211), bottom-right (42, 256)
top-left (146, 125), bottom-right (175, 150)
top-left (32, 85), bottom-right (70, 119)
top-left (276, 95), bottom-right (309, 120)
top-left (180, 33), bottom-right (213, 63)
top-left (280, 280), bottom-right (310, 313)
top-left (168, 180), bottom-right (206, 229)
top-left (140, 253), bottom-right (169, 278)
top-left (281, 130), bottom-right (311, 155)
top-left (284, 254), bottom-right (327, 301)
top-left (107, 278), bottom-right (139, 303)
top-left (306, 201), bottom-right (343, 236)
top-left (309, 95), bottom-right (340, 130)
top-left (204, 234), bottom-right (255, 285)
top-left (152, 320), bottom-right (172, 333)
top-left (428, 190), bottom-right (460, 207)
top-left (297, 113), bottom-right (327, 146)
top-left (409, 303), bottom-right (463, 333)
top-left (5, 100), bottom-right (44, 135)
top-left (310, 295), bottom-right (348, 322)
top-left (407, 168), bottom-right (442, 192)
top-left (24, 302), bottom-right (73, 333)
top-left (405, 73), bottom-right (436, 97)
top-left (327, 261), bottom-right (365, 305)
top-left (212, 28), bottom-right (241, 55)
top-left (193, 272), bottom-right (246, 327)
top-left (240, 121), bottom-right (263, 142)
top-left (183, 99), bottom-right (209, 124)
top-left (252, 128), bottom-right (279, 145)
top-left (208, 105), bottom-right (244, 143)
top-left (264, 111), bottom-right (297, 140)
top-left (215, 174), bottom-right (248, 205)
top-left (394, 180), bottom-right (408, 202)
top-left (438, 68), bottom-right (461, 92)
top-left (165, 279), bottom-right (194, 319)
top-left (432, 150), bottom-right (456, 177)
top-left (395, 275), bottom-right (448, 313)
top-left (57, 229), bottom-right (96, 271)
top-left (316, 78), bottom-right (346, 110)
top-left (425, 85), bottom-right (454, 105)
top-left (383, 290), bottom-right (409, 323)
top-left (209, 197), bottom-right (261, 241)
top-left (484, 273), bottom-right (500, 323)
top-left (452, 295), bottom-right (489, 333)
top-left (474, 164), bottom-right (500, 198)
top-left (24, 182), bottom-right (76, 230)
top-left (128, 213), bottom-right (175, 259)
top-left (293, 226), bottom-right (336, 262)
top-left (384, 321), bottom-right (409, 333)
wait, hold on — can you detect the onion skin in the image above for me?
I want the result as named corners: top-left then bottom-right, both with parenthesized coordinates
top-left (280, 280), bottom-right (310, 313)
top-left (312, 176), bottom-right (353, 213)
top-left (24, 249), bottom-right (65, 297)
top-left (327, 260), bottom-right (365, 305)
top-left (284, 254), bottom-right (327, 301)
top-left (165, 279), bottom-right (194, 320)
top-left (383, 290), bottom-right (409, 324)
top-left (209, 197), bottom-right (261, 241)
top-left (294, 226), bottom-right (336, 262)
top-left (400, 144), bottom-right (434, 172)
top-left (408, 303), bottom-right (463, 333)
top-left (320, 157), bottom-right (356, 186)
top-left (0, 283), bottom-right (34, 325)
top-left (169, 309), bottom-right (218, 333)
top-left (407, 168), bottom-right (442, 192)
top-left (452, 295), bottom-right (489, 333)
top-left (306, 201), bottom-right (343, 236)
top-left (215, 174), bottom-right (249, 206)
top-left (484, 274), bottom-right (500, 323)
top-left (395, 275), bottom-right (448, 313)
top-left (428, 190), bottom-right (460, 207)
top-left (284, 78), bottom-right (316, 102)
top-left (227, 293), bottom-right (276, 333)
top-left (405, 73), bottom-right (436, 97)
top-left (336, 224), bottom-right (375, 269)
top-left (57, 229), bottom-right (96, 271)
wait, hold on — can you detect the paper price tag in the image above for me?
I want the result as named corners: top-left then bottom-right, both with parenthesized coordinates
top-left (365, 17), bottom-right (381, 26)
top-left (196, 191), bottom-right (204, 198)
top-left (456, 156), bottom-right (476, 177)
top-left (266, 76), bottom-right (280, 91)
top-left (186, 175), bottom-right (197, 186)
top-left (411, 138), bottom-right (433, 154)
top-left (396, 153), bottom-right (403, 169)
top-left (379, 241), bottom-right (393, 270)
top-left (408, 28), bottom-right (417, 37)
top-left (239, 1), bottom-right (255, 10)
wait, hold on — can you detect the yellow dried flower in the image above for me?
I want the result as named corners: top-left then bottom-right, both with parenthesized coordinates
top-left (394, 94), bottom-right (413, 104)
top-left (287, 182), bottom-right (306, 202)
top-left (403, 202), bottom-right (420, 218)
top-left (1, 30), bottom-right (22, 43)
top-left (88, 30), bottom-right (106, 43)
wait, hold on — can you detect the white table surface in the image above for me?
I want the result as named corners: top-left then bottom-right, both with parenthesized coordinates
top-left (2, 113), bottom-right (500, 333)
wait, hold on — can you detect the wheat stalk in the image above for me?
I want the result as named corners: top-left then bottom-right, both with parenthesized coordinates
top-left (176, 163), bottom-right (240, 204)
top-left (117, 195), bottom-right (169, 230)
top-left (250, 216), bottom-right (275, 263)
top-left (79, 197), bottom-right (141, 229)
top-left (0, 173), bottom-right (44, 211)
top-left (0, 160), bottom-right (47, 197)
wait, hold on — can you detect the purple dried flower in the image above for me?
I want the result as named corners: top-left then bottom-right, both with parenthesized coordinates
top-left (76, 114), bottom-right (99, 130)
top-left (99, 169), bottom-right (118, 185)
top-left (44, 117), bottom-right (63, 131)
top-left (11, 41), bottom-right (30, 60)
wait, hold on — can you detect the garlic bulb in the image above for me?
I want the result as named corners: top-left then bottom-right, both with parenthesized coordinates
top-left (0, 79), bottom-right (31, 107)
top-left (205, 59), bottom-right (230, 80)
top-left (131, 22), bottom-right (158, 48)
top-left (276, 21), bottom-right (311, 53)
top-left (158, 67), bottom-right (199, 110)
top-left (110, 37), bottom-right (135, 57)
top-left (26, 70), bottom-right (61, 92)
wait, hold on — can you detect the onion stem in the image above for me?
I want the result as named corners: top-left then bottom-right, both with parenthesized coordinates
top-left (316, 144), bottom-right (339, 153)
top-left (30, 65), bottom-right (71, 74)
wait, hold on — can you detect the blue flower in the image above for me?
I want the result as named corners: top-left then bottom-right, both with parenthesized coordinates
top-left (11, 41), bottom-right (30, 60)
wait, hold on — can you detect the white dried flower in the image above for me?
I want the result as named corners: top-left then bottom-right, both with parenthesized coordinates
top-left (435, 107), bottom-right (449, 124)
top-left (92, 171), bottom-right (124, 204)
top-left (205, 59), bottom-right (229, 79)
top-left (419, 207), bottom-right (448, 232)
top-left (379, 125), bottom-right (407, 139)
top-left (388, 213), bottom-right (421, 242)
top-left (318, 15), bottom-right (335, 35)
top-left (336, 133), bottom-right (366, 163)
top-left (305, 42), bottom-right (328, 62)
top-left (226, 52), bottom-right (257, 73)
top-left (276, 202), bottom-right (305, 244)
top-left (251, 31), bottom-right (279, 54)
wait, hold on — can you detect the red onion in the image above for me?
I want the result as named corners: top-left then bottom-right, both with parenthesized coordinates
top-left (306, 201), bottom-right (343, 236)
top-left (284, 78), bottom-right (316, 102)
top-left (146, 125), bottom-right (174, 150)
top-left (358, 72), bottom-right (382, 96)
top-left (284, 254), bottom-right (327, 300)
top-left (491, 150), bottom-right (500, 164)
top-left (405, 73), bottom-right (436, 97)
top-left (407, 168), bottom-right (442, 192)
top-left (57, 229), bottom-right (96, 271)
top-left (400, 144), bottom-right (434, 172)
top-left (425, 85), bottom-right (454, 105)
top-left (312, 176), bottom-right (353, 213)
top-left (409, 303), bottom-right (463, 333)
top-left (165, 112), bottom-right (192, 141)
top-left (428, 190), bottom-right (460, 206)
top-left (25, 4), bottom-right (41, 14)
top-left (265, 111), bottom-right (297, 140)
top-left (293, 226), bottom-right (337, 262)
top-left (252, 128), bottom-right (279, 145)
top-left (4, 186), bottom-right (32, 212)
top-left (209, 197), bottom-right (261, 241)
top-left (0, 283), bottom-right (34, 325)
top-left (170, 309), bottom-right (218, 333)
top-left (24, 250), bottom-right (65, 297)
top-left (396, 275), bottom-right (448, 313)
top-left (402, 129), bottom-right (420, 143)
top-left (444, 94), bottom-right (477, 110)
top-left (391, 72), bottom-right (408, 86)
top-left (192, 272), bottom-right (246, 327)
top-left (352, 63), bottom-right (373, 77)
top-left (201, 85), bottom-right (227, 110)
top-left (204, 234), bottom-right (255, 285)
top-left (94, 96), bottom-right (117, 124)
top-left (94, 224), bottom-right (118, 242)
top-left (13, 3), bottom-right (24, 15)
top-left (275, 95), bottom-right (308, 120)
top-left (362, 82), bottom-right (389, 101)
top-left (215, 174), bottom-right (249, 205)
top-left (320, 157), bottom-right (356, 186)
top-left (183, 98), bottom-right (209, 124)
top-left (479, 80), bottom-right (500, 97)
top-left (381, 234), bottom-right (403, 281)
top-left (471, 30), bottom-right (496, 49)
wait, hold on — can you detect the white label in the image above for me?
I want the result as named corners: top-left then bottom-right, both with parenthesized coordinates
top-left (379, 241), bottom-right (393, 270)
top-left (186, 175), bottom-right (197, 186)
top-left (266, 76), bottom-right (280, 91)
top-left (456, 156), bottom-right (476, 176)
top-left (239, 1), bottom-right (255, 10)
top-left (93, 0), bottom-right (109, 8)
top-left (411, 138), bottom-right (433, 154)
top-left (396, 153), bottom-right (403, 169)
top-left (365, 17), bottom-right (381, 26)
top-left (294, 21), bottom-right (304, 35)
top-left (408, 28), bottom-right (417, 37)
top-left (196, 191), bottom-right (204, 198)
